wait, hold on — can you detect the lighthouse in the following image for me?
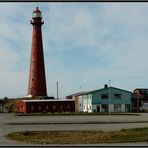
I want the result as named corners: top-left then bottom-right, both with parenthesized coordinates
top-left (28, 7), bottom-right (47, 98)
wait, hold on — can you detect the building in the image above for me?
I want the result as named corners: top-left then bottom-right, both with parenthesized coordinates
top-left (68, 85), bottom-right (132, 113)
top-left (16, 99), bottom-right (75, 113)
top-left (0, 100), bottom-right (3, 112)
top-left (28, 7), bottom-right (47, 98)
top-left (132, 88), bottom-right (148, 112)
top-left (16, 7), bottom-right (77, 114)
top-left (66, 91), bottom-right (91, 112)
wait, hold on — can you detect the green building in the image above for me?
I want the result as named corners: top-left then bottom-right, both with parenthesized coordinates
top-left (72, 85), bottom-right (132, 113)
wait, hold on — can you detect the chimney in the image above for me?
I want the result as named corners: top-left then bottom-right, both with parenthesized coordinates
top-left (104, 84), bottom-right (108, 88)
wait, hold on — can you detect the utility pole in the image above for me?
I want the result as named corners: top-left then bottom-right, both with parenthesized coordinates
top-left (79, 86), bottom-right (81, 92)
top-left (109, 80), bottom-right (111, 122)
top-left (137, 92), bottom-right (139, 112)
top-left (57, 82), bottom-right (58, 99)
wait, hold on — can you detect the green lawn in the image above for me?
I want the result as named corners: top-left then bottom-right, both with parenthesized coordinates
top-left (7, 127), bottom-right (148, 144)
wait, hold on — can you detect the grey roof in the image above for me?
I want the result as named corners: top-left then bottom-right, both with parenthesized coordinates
top-left (134, 88), bottom-right (148, 91)
top-left (67, 91), bottom-right (91, 97)
top-left (21, 99), bottom-right (75, 103)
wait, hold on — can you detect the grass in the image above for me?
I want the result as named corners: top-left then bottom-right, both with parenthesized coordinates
top-left (7, 127), bottom-right (148, 144)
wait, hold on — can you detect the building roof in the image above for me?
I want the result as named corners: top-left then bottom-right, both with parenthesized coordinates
top-left (21, 99), bottom-right (75, 103)
top-left (66, 91), bottom-right (91, 97)
top-left (134, 88), bottom-right (148, 94)
top-left (134, 88), bottom-right (148, 91)
top-left (68, 86), bottom-right (132, 97)
top-left (91, 87), bottom-right (132, 94)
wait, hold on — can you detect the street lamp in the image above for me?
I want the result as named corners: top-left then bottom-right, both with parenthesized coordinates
top-left (109, 80), bottom-right (111, 122)
top-left (137, 92), bottom-right (139, 112)
top-left (79, 86), bottom-right (82, 92)
top-left (57, 82), bottom-right (59, 99)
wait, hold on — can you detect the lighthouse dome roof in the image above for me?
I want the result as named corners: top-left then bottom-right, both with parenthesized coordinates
top-left (33, 7), bottom-right (41, 13)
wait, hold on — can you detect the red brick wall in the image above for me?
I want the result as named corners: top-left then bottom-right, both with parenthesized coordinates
top-left (16, 101), bottom-right (26, 113)
top-left (17, 100), bottom-right (75, 113)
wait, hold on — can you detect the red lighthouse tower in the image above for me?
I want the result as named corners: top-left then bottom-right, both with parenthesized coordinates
top-left (28, 7), bottom-right (47, 97)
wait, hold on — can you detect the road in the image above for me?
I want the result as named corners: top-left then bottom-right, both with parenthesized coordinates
top-left (1, 113), bottom-right (148, 146)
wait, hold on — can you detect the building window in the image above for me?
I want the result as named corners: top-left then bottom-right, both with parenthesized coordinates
top-left (143, 103), bottom-right (148, 109)
top-left (84, 105), bottom-right (85, 109)
top-left (101, 104), bottom-right (108, 112)
top-left (89, 106), bottom-right (91, 110)
top-left (67, 105), bottom-right (70, 109)
top-left (31, 106), bottom-right (34, 111)
top-left (38, 106), bottom-right (41, 110)
top-left (60, 105), bottom-right (63, 109)
top-left (101, 94), bottom-right (108, 99)
top-left (79, 103), bottom-right (81, 106)
top-left (21, 105), bottom-right (24, 110)
top-left (114, 94), bottom-right (122, 99)
top-left (46, 106), bottom-right (49, 110)
top-left (53, 105), bottom-right (56, 110)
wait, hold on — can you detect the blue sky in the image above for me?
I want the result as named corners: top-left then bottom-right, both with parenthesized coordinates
top-left (1, 2), bottom-right (148, 99)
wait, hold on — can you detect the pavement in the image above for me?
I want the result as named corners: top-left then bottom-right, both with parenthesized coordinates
top-left (1, 113), bottom-right (148, 146)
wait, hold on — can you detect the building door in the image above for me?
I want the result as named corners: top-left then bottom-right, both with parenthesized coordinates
top-left (125, 104), bottom-right (130, 112)
top-left (114, 104), bottom-right (121, 112)
top-left (101, 104), bottom-right (108, 112)
top-left (97, 105), bottom-right (100, 112)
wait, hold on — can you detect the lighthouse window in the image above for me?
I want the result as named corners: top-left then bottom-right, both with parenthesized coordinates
top-left (32, 13), bottom-right (41, 18)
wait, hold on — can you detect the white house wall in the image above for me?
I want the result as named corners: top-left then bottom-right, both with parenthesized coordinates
top-left (121, 104), bottom-right (125, 112)
top-left (78, 94), bottom-right (92, 113)
top-left (78, 96), bottom-right (83, 112)
top-left (109, 104), bottom-right (114, 112)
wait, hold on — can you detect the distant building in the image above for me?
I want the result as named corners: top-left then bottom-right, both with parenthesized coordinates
top-left (67, 85), bottom-right (132, 113)
top-left (0, 100), bottom-right (3, 112)
top-left (16, 99), bottom-right (75, 113)
top-left (132, 88), bottom-right (148, 112)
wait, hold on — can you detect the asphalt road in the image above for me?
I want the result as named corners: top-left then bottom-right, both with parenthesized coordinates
top-left (1, 113), bottom-right (148, 146)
